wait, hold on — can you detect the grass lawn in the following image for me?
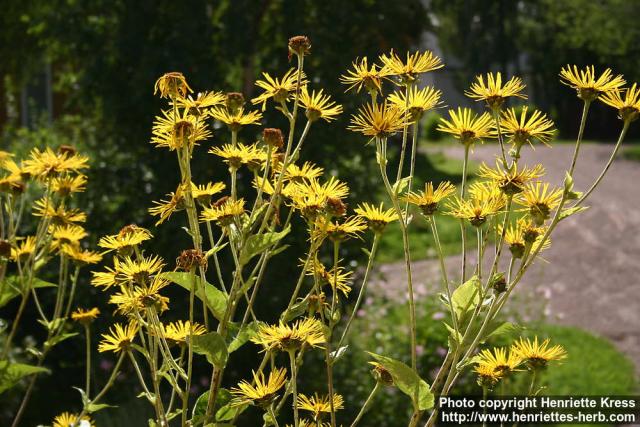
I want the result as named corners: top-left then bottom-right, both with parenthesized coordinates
top-left (623, 143), bottom-right (640, 161)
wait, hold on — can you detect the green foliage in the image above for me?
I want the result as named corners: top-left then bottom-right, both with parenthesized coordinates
top-left (162, 272), bottom-right (228, 321)
top-left (191, 332), bottom-right (229, 368)
top-left (0, 361), bottom-right (49, 394)
top-left (0, 276), bottom-right (57, 308)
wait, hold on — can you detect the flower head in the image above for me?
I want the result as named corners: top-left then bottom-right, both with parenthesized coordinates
top-left (299, 87), bottom-right (343, 122)
top-left (466, 72), bottom-right (527, 109)
top-left (71, 307), bottom-right (100, 325)
top-left (231, 368), bottom-right (287, 408)
top-left (61, 245), bottom-right (103, 266)
top-left (379, 50), bottom-right (443, 84)
top-left (98, 322), bottom-right (138, 353)
top-left (23, 147), bottom-right (89, 180)
top-left (447, 183), bottom-right (504, 226)
top-left (475, 347), bottom-right (522, 379)
top-left (348, 101), bottom-right (408, 138)
top-left (251, 318), bottom-right (325, 352)
top-left (175, 91), bottom-right (225, 116)
top-left (437, 108), bottom-right (494, 146)
top-left (10, 236), bottom-right (36, 263)
top-left (154, 72), bottom-right (192, 98)
top-left (404, 181), bottom-right (456, 215)
top-left (33, 198), bottom-right (86, 226)
top-left (511, 337), bottom-right (566, 369)
top-left (388, 86), bottom-right (442, 121)
top-left (516, 182), bottom-right (563, 225)
top-left (354, 202), bottom-right (398, 233)
top-left (210, 107), bottom-right (262, 132)
top-left (52, 175), bottom-right (87, 197)
top-left (314, 216), bottom-right (367, 242)
top-left (340, 57), bottom-right (389, 94)
top-left (162, 320), bottom-right (207, 346)
top-left (297, 393), bottom-right (344, 421)
top-left (500, 107), bottom-right (555, 148)
top-left (99, 225), bottom-right (153, 256)
top-left (559, 65), bottom-right (625, 102)
top-left (209, 143), bottom-right (266, 170)
top-left (151, 109), bottom-right (212, 150)
top-left (600, 83), bottom-right (640, 122)
top-left (52, 412), bottom-right (95, 427)
top-left (200, 197), bottom-right (245, 227)
top-left (478, 161), bottom-right (545, 196)
top-left (251, 69), bottom-right (308, 111)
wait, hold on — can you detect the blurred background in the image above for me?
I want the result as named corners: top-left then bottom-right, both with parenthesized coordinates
top-left (1, 0), bottom-right (639, 425)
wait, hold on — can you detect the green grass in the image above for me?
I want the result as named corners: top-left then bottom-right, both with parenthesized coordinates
top-left (623, 144), bottom-right (640, 161)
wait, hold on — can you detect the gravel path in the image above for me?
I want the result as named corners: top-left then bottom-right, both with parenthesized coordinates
top-left (371, 143), bottom-right (640, 372)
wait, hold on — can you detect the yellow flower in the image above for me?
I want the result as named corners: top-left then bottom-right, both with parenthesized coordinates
top-left (192, 181), bottom-right (226, 206)
top-left (299, 87), bottom-right (343, 122)
top-left (23, 147), bottom-right (89, 179)
top-left (209, 143), bottom-right (266, 170)
top-left (466, 72), bottom-right (527, 109)
top-left (98, 225), bottom-right (153, 255)
top-left (251, 318), bottom-right (326, 352)
top-left (109, 277), bottom-right (170, 315)
top-left (61, 244), bottom-right (103, 265)
top-left (162, 320), bottom-right (207, 345)
top-left (348, 101), bottom-right (408, 138)
top-left (210, 106), bottom-right (262, 132)
top-left (0, 163), bottom-right (25, 194)
top-left (475, 347), bottom-right (522, 378)
top-left (175, 90), bottom-right (225, 116)
top-left (251, 69), bottom-right (308, 111)
top-left (51, 224), bottom-right (88, 249)
top-left (91, 265), bottom-right (118, 289)
top-left (340, 57), bottom-right (389, 93)
top-left (404, 181), bottom-right (456, 215)
top-left (516, 182), bottom-right (563, 225)
top-left (379, 49), bottom-right (443, 84)
top-left (154, 72), bottom-right (192, 98)
top-left (149, 187), bottom-right (185, 225)
top-left (10, 236), bottom-right (37, 263)
top-left (51, 174), bottom-right (87, 197)
top-left (511, 337), bottom-right (566, 369)
top-left (115, 254), bottom-right (165, 285)
top-left (230, 368), bottom-right (287, 407)
top-left (280, 161), bottom-right (324, 183)
top-left (500, 107), bottom-right (555, 148)
top-left (354, 202), bottom-right (398, 233)
top-left (71, 307), bottom-right (100, 324)
top-left (307, 259), bottom-right (353, 297)
top-left (297, 393), bottom-right (344, 421)
top-left (478, 161), bottom-right (545, 196)
top-left (288, 177), bottom-right (350, 220)
top-left (474, 363), bottom-right (502, 388)
top-left (314, 216), bottom-right (367, 242)
top-left (447, 183), bottom-right (504, 227)
top-left (33, 198), bottom-right (87, 226)
top-left (200, 197), bottom-right (245, 226)
top-left (499, 218), bottom-right (547, 259)
top-left (559, 65), bottom-right (625, 102)
top-left (98, 322), bottom-right (138, 353)
top-left (437, 107), bottom-right (494, 146)
top-left (151, 108), bottom-right (212, 151)
top-left (599, 83), bottom-right (640, 122)
top-left (388, 86), bottom-right (442, 121)
top-left (52, 412), bottom-right (95, 427)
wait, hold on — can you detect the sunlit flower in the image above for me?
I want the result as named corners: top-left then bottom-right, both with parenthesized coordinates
top-left (475, 347), bottom-right (522, 379)
top-left (297, 393), bottom-right (344, 422)
top-left (447, 183), bottom-right (504, 227)
top-left (516, 182), bottom-right (563, 225)
top-left (466, 72), bottom-right (527, 109)
top-left (209, 143), bottom-right (266, 170)
top-left (559, 65), bottom-right (625, 102)
top-left (314, 216), bottom-right (367, 242)
top-left (599, 83), bottom-right (640, 122)
top-left (33, 198), bottom-right (87, 226)
top-left (115, 254), bottom-right (165, 285)
top-left (511, 337), bottom-right (566, 369)
top-left (162, 320), bottom-right (207, 345)
top-left (175, 90), bottom-right (225, 116)
top-left (280, 162), bottom-right (324, 183)
top-left (379, 50), bottom-right (443, 84)
top-left (61, 244), bottom-right (103, 265)
top-left (10, 236), bottom-right (37, 263)
top-left (404, 181), bottom-right (456, 215)
top-left (23, 147), bottom-right (89, 179)
top-left (51, 175), bottom-right (87, 197)
top-left (210, 107), bottom-right (262, 132)
top-left (51, 224), bottom-right (87, 249)
top-left (251, 318), bottom-right (326, 352)
top-left (230, 368), bottom-right (287, 408)
top-left (200, 197), bottom-right (245, 226)
top-left (299, 87), bottom-right (343, 122)
top-left (154, 72), bottom-right (192, 98)
top-left (98, 322), bottom-right (138, 353)
top-left (91, 264), bottom-right (118, 289)
top-left (307, 259), bottom-right (353, 297)
top-left (348, 101), bottom-right (408, 138)
top-left (109, 276), bottom-right (170, 315)
top-left (437, 108), bottom-right (494, 146)
top-left (52, 412), bottom-right (95, 427)
top-left (149, 186), bottom-right (185, 225)
top-left (499, 218), bottom-right (547, 258)
top-left (478, 162), bottom-right (545, 196)
top-left (151, 108), bottom-right (212, 151)
top-left (340, 57), bottom-right (389, 94)
top-left (388, 86), bottom-right (442, 121)
top-left (251, 69), bottom-right (308, 111)
top-left (500, 107), bottom-right (555, 148)
top-left (71, 307), bottom-right (100, 324)
top-left (98, 225), bottom-right (153, 255)
top-left (192, 181), bottom-right (226, 206)
top-left (354, 202), bottom-right (398, 233)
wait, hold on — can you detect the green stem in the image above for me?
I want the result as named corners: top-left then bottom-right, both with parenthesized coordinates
top-left (349, 382), bottom-right (380, 427)
top-left (460, 144), bottom-right (470, 281)
top-left (568, 100), bottom-right (591, 176)
top-left (289, 350), bottom-right (300, 427)
top-left (85, 325), bottom-right (92, 397)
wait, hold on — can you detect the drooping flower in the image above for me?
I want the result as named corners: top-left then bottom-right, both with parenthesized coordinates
top-left (599, 83), bottom-right (640, 122)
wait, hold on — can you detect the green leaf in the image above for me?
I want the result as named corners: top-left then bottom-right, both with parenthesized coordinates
top-left (484, 321), bottom-right (520, 342)
top-left (0, 361), bottom-right (50, 394)
top-left (45, 332), bottom-right (78, 349)
top-left (559, 206), bottom-right (588, 221)
top-left (280, 298), bottom-right (309, 323)
top-left (192, 332), bottom-right (228, 368)
top-left (451, 275), bottom-right (481, 322)
top-left (228, 322), bottom-right (259, 353)
top-left (366, 352), bottom-right (434, 410)
top-left (192, 388), bottom-right (246, 425)
top-left (205, 243), bottom-right (228, 259)
top-left (239, 226), bottom-right (290, 266)
top-left (392, 176), bottom-right (411, 195)
top-left (0, 276), bottom-right (57, 308)
top-left (162, 272), bottom-right (228, 321)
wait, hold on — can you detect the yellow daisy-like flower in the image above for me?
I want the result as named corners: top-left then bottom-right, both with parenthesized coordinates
top-left (162, 320), bottom-right (207, 345)
top-left (91, 264), bottom-right (118, 289)
top-left (599, 83), bottom-right (640, 122)
top-left (499, 218), bottom-right (547, 259)
top-left (354, 202), bottom-right (398, 233)
top-left (33, 198), bottom-right (87, 226)
top-left (478, 161), bottom-right (545, 196)
top-left (251, 318), bottom-right (326, 352)
top-left (200, 197), bottom-right (245, 226)
top-left (297, 393), bottom-right (344, 421)
top-left (0, 164), bottom-right (24, 194)
top-left (251, 68), bottom-right (308, 111)
top-left (404, 181), bottom-right (456, 215)
top-left (151, 108), bottom-right (212, 151)
top-left (340, 57), bottom-right (389, 94)
top-left (299, 87), bottom-right (343, 122)
top-left (280, 161), bottom-right (324, 183)
top-left (115, 254), bottom-right (165, 285)
top-left (210, 107), bottom-right (262, 132)
top-left (288, 177), bottom-right (350, 220)
top-left (209, 143), bottom-right (266, 170)
top-left (52, 412), bottom-right (95, 427)
top-left (61, 244), bottom-right (103, 265)
top-left (10, 236), bottom-right (37, 263)
top-left (511, 337), bottom-right (567, 369)
top-left (23, 147), bottom-right (89, 179)
top-left (154, 71), bottom-right (192, 98)
top-left (51, 174), bottom-right (87, 197)
top-left (175, 90), bottom-right (225, 116)
top-left (474, 362), bottom-right (502, 388)
top-left (348, 101), bottom-right (408, 138)
top-left (192, 181), bottom-right (227, 206)
top-left (149, 187), bottom-right (185, 226)
top-left (559, 65), bottom-right (625, 102)
top-left (437, 108), bottom-right (494, 146)
top-left (465, 72), bottom-right (527, 109)
top-left (314, 216), bottom-right (367, 242)
top-left (230, 368), bottom-right (288, 407)
top-left (379, 49), bottom-right (443, 84)
top-left (109, 276), bottom-right (170, 315)
top-left (516, 182), bottom-right (563, 225)
top-left (98, 322), bottom-right (138, 353)
top-left (475, 347), bottom-right (522, 378)
top-left (447, 186), bottom-right (504, 227)
top-left (51, 224), bottom-right (88, 249)
top-left (98, 225), bottom-right (153, 255)
top-left (388, 86), bottom-right (442, 121)
top-left (71, 307), bottom-right (100, 324)
top-left (500, 107), bottom-right (555, 148)
top-left (306, 259), bottom-right (353, 297)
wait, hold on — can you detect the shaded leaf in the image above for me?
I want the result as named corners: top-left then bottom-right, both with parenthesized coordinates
top-left (162, 272), bottom-right (227, 321)
top-left (192, 332), bottom-right (228, 368)
top-left (228, 322), bottom-right (259, 353)
top-left (239, 226), bottom-right (290, 266)
top-left (0, 361), bottom-right (49, 394)
top-left (0, 277), bottom-right (57, 308)
top-left (451, 275), bottom-right (480, 321)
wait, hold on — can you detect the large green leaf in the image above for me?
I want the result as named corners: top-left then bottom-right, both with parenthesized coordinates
top-left (451, 275), bottom-right (481, 321)
top-left (239, 226), bottom-right (290, 266)
top-left (162, 272), bottom-right (227, 321)
top-left (0, 276), bottom-right (57, 308)
top-left (192, 388), bottom-right (246, 425)
top-left (227, 322), bottom-right (259, 353)
top-left (192, 332), bottom-right (228, 368)
top-left (0, 361), bottom-right (50, 394)
top-left (367, 352), bottom-right (434, 410)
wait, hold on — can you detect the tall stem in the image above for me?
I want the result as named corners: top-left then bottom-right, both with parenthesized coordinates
top-left (289, 350), bottom-right (300, 427)
top-left (568, 100), bottom-right (591, 176)
top-left (349, 382), bottom-right (380, 427)
top-left (85, 325), bottom-right (92, 397)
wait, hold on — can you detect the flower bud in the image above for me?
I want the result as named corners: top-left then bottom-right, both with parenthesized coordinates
top-left (288, 35), bottom-right (311, 59)
top-left (225, 92), bottom-right (245, 114)
top-left (263, 128), bottom-right (284, 149)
